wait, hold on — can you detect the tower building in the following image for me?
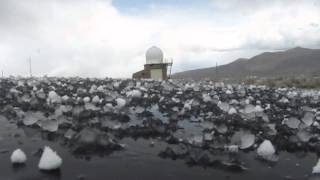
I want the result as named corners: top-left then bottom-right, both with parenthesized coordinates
top-left (133, 46), bottom-right (172, 80)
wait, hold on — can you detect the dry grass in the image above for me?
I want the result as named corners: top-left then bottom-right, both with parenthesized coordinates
top-left (244, 76), bottom-right (320, 89)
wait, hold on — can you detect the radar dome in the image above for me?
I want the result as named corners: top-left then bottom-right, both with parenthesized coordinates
top-left (146, 46), bottom-right (163, 64)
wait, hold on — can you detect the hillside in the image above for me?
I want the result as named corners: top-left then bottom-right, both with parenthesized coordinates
top-left (173, 47), bottom-right (320, 80)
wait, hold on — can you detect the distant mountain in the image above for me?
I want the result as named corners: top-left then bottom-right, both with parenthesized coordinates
top-left (173, 47), bottom-right (320, 80)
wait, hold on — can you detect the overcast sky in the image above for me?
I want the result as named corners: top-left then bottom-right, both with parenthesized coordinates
top-left (0, 0), bottom-right (319, 78)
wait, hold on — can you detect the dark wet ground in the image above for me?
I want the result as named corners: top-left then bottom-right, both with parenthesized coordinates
top-left (1, 77), bottom-right (320, 180)
top-left (0, 119), bottom-right (318, 180)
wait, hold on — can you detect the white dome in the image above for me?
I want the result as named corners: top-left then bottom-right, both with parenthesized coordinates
top-left (146, 46), bottom-right (163, 64)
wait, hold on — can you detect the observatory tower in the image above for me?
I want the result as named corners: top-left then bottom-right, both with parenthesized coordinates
top-left (133, 46), bottom-right (172, 80)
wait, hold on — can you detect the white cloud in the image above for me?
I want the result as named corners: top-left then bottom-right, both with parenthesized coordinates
top-left (0, 0), bottom-right (319, 77)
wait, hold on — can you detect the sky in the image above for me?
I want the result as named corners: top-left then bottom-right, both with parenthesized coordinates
top-left (0, 0), bottom-right (319, 78)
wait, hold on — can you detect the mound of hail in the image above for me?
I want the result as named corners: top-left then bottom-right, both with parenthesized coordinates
top-left (10, 149), bottom-right (27, 164)
top-left (92, 95), bottom-right (100, 104)
top-left (230, 130), bottom-right (255, 149)
top-left (126, 90), bottom-right (142, 98)
top-left (83, 97), bottom-right (91, 103)
top-left (228, 107), bottom-right (237, 115)
top-left (257, 140), bottom-right (275, 157)
top-left (38, 146), bottom-right (62, 170)
top-left (313, 159), bottom-right (320, 174)
top-left (116, 98), bottom-right (126, 108)
top-left (48, 91), bottom-right (61, 104)
top-left (62, 95), bottom-right (69, 102)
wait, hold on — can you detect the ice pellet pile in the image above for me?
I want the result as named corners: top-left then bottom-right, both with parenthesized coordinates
top-left (1, 77), bottom-right (320, 171)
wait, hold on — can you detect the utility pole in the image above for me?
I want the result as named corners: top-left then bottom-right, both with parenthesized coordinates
top-left (29, 56), bottom-right (32, 77)
top-left (168, 58), bottom-right (173, 79)
top-left (1, 70), bottom-right (3, 78)
top-left (215, 62), bottom-right (218, 82)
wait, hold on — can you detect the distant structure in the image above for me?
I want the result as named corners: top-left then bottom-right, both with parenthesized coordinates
top-left (133, 46), bottom-right (172, 80)
top-left (29, 56), bottom-right (32, 77)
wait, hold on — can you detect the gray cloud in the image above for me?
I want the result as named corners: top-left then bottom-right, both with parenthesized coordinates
top-left (0, 0), bottom-right (319, 77)
top-left (211, 0), bottom-right (320, 11)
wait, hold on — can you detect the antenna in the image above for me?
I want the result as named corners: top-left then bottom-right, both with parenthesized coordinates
top-left (1, 70), bottom-right (3, 78)
top-left (29, 56), bottom-right (32, 77)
